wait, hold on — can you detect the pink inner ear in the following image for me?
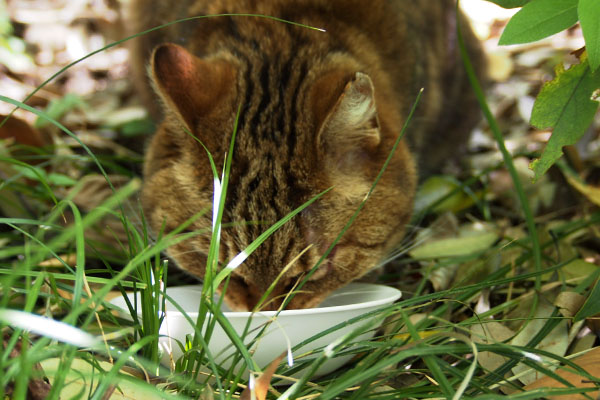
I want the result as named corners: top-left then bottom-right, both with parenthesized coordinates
top-left (152, 43), bottom-right (200, 108)
top-left (150, 43), bottom-right (236, 130)
top-left (153, 44), bottom-right (196, 88)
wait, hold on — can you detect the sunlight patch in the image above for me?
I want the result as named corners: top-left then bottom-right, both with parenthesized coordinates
top-left (225, 250), bottom-right (249, 271)
top-left (0, 309), bottom-right (100, 349)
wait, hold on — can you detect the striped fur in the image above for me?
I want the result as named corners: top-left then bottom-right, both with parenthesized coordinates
top-left (129, 0), bottom-right (484, 310)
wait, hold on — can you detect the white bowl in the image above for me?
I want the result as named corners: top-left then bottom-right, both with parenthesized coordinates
top-left (110, 282), bottom-right (400, 378)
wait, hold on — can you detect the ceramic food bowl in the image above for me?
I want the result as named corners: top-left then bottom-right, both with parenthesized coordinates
top-left (110, 282), bottom-right (401, 377)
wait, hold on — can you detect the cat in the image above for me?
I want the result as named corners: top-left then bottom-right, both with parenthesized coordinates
top-left (128, 0), bottom-right (485, 311)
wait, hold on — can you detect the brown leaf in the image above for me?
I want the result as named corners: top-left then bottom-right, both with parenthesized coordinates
top-left (3, 333), bottom-right (52, 400)
top-left (199, 384), bottom-right (215, 400)
top-left (487, 50), bottom-right (514, 82)
top-left (555, 292), bottom-right (586, 319)
top-left (100, 384), bottom-right (117, 400)
top-left (524, 347), bottom-right (600, 399)
top-left (39, 253), bottom-right (78, 268)
top-left (240, 352), bottom-right (286, 400)
top-left (0, 115), bottom-right (46, 149)
top-left (565, 173), bottom-right (600, 207)
top-left (585, 315), bottom-right (600, 337)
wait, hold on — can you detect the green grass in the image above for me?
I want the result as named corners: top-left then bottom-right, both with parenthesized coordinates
top-left (1, 11), bottom-right (599, 400)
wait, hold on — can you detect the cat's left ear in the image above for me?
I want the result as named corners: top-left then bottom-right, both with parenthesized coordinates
top-left (317, 72), bottom-right (381, 150)
top-left (150, 43), bottom-right (236, 131)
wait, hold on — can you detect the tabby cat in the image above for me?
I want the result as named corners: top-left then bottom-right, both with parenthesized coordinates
top-left (128, 0), bottom-right (485, 311)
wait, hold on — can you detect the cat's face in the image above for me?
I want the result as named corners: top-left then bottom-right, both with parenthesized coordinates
top-left (142, 44), bottom-right (416, 311)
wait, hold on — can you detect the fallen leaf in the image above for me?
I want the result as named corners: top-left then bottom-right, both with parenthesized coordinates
top-left (429, 262), bottom-right (459, 291)
top-left (554, 292), bottom-right (586, 318)
top-left (240, 352), bottom-right (286, 400)
top-left (561, 259), bottom-right (599, 281)
top-left (574, 276), bottom-right (600, 322)
top-left (0, 114), bottom-right (46, 148)
top-left (199, 384), bottom-right (215, 400)
top-left (585, 317), bottom-right (600, 337)
top-left (3, 333), bottom-right (51, 400)
top-left (487, 50), bottom-right (514, 82)
top-left (39, 253), bottom-right (77, 268)
top-left (409, 231), bottom-right (498, 260)
top-left (413, 176), bottom-right (477, 215)
top-left (565, 173), bottom-right (600, 207)
top-left (40, 358), bottom-right (166, 400)
top-left (511, 300), bottom-right (569, 385)
top-left (569, 332), bottom-right (596, 355)
top-left (524, 347), bottom-right (600, 399)
top-left (471, 321), bottom-right (515, 372)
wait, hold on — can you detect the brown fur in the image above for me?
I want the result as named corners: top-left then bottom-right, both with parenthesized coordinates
top-left (128, 0), bottom-right (485, 311)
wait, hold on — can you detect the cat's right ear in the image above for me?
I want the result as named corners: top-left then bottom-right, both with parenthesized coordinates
top-left (150, 43), bottom-right (236, 131)
top-left (316, 72), bottom-right (381, 151)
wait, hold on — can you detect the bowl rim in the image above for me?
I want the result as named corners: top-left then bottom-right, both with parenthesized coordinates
top-left (147, 282), bottom-right (402, 318)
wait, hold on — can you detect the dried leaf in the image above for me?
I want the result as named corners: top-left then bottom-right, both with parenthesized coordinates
top-left (199, 384), bottom-right (215, 400)
top-left (429, 262), bottom-right (458, 291)
top-left (3, 333), bottom-right (51, 400)
top-left (561, 259), bottom-right (599, 281)
top-left (511, 300), bottom-right (569, 385)
top-left (554, 292), bottom-right (586, 319)
top-left (39, 254), bottom-right (77, 268)
top-left (0, 114), bottom-right (46, 148)
top-left (471, 321), bottom-right (515, 372)
top-left (524, 347), bottom-right (600, 399)
top-left (570, 333), bottom-right (596, 357)
top-left (487, 50), bottom-right (514, 82)
top-left (565, 173), bottom-right (600, 207)
top-left (409, 231), bottom-right (497, 260)
top-left (240, 352), bottom-right (286, 400)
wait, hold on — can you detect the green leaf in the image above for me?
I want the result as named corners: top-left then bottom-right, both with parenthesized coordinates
top-left (574, 276), bottom-right (600, 322)
top-left (409, 232), bottom-right (498, 260)
top-left (562, 259), bottom-right (599, 281)
top-left (530, 55), bottom-right (600, 179)
top-left (34, 93), bottom-right (85, 129)
top-left (483, 0), bottom-right (530, 8)
top-left (41, 359), bottom-right (171, 400)
top-left (119, 118), bottom-right (155, 137)
top-left (11, 165), bottom-right (76, 186)
top-left (498, 0), bottom-right (578, 45)
top-left (414, 176), bottom-right (475, 215)
top-left (46, 173), bottom-right (78, 186)
top-left (579, 0), bottom-right (600, 71)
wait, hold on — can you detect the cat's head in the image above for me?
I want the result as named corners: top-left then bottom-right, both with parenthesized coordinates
top-left (142, 43), bottom-right (416, 311)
